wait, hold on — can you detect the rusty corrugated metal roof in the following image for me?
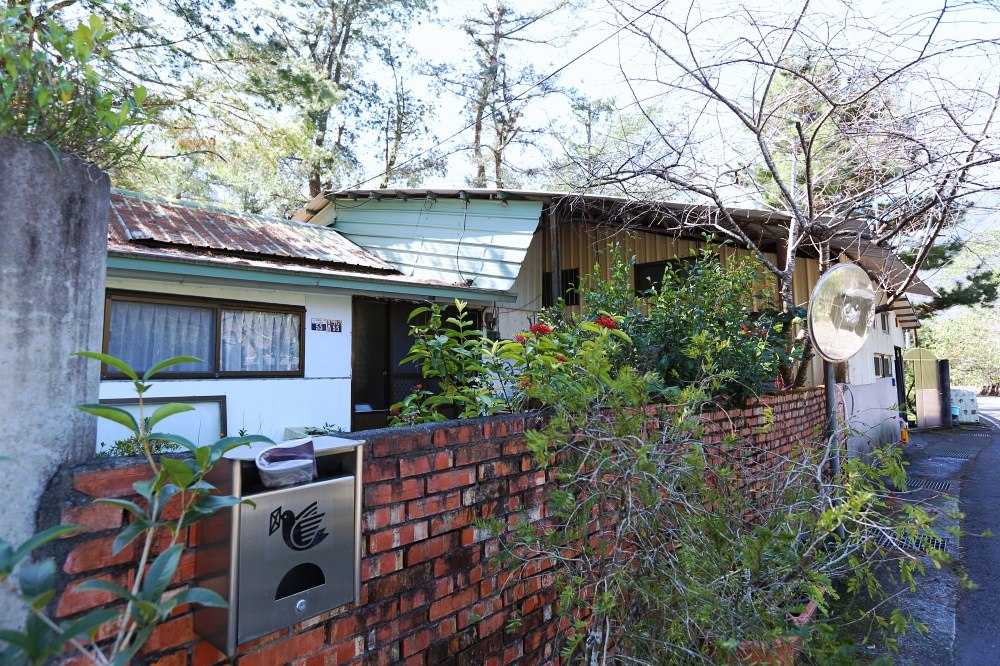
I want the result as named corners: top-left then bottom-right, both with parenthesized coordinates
top-left (110, 190), bottom-right (396, 273)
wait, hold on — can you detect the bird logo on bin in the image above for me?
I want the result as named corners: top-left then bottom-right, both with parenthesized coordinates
top-left (269, 501), bottom-right (329, 551)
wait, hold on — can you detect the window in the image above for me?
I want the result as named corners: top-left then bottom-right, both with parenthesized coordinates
top-left (874, 353), bottom-right (894, 378)
top-left (634, 257), bottom-right (696, 295)
top-left (542, 268), bottom-right (580, 307)
top-left (880, 313), bottom-right (889, 332)
top-left (104, 292), bottom-right (304, 378)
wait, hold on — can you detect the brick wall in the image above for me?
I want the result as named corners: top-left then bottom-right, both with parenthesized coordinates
top-left (37, 388), bottom-right (827, 666)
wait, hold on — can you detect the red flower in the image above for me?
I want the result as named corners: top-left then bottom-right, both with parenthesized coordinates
top-left (530, 322), bottom-right (552, 335)
top-left (595, 316), bottom-right (617, 330)
top-left (554, 355), bottom-right (567, 363)
top-left (740, 324), bottom-right (749, 334)
top-left (758, 329), bottom-right (767, 337)
top-left (389, 407), bottom-right (401, 416)
top-left (514, 333), bottom-right (530, 343)
top-left (415, 383), bottom-right (423, 390)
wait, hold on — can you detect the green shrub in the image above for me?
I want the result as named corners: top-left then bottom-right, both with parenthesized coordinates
top-left (0, 8), bottom-right (147, 167)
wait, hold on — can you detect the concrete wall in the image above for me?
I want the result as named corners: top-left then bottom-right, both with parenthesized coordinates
top-left (0, 137), bottom-right (109, 627)
top-left (100, 278), bottom-right (354, 446)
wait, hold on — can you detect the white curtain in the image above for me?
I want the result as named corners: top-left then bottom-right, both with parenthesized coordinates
top-left (108, 301), bottom-right (214, 373)
top-left (220, 310), bottom-right (300, 372)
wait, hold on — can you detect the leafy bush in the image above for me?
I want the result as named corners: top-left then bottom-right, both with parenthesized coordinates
top-left (0, 353), bottom-right (270, 665)
top-left (0, 8), bottom-right (147, 167)
top-left (584, 243), bottom-right (803, 401)
top-left (480, 359), bottom-right (950, 664)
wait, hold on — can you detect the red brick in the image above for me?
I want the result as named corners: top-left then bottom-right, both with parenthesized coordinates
top-left (402, 627), bottom-right (433, 657)
top-left (239, 627), bottom-right (324, 666)
top-left (368, 521), bottom-right (428, 553)
top-left (363, 503), bottom-right (406, 531)
top-left (433, 546), bottom-right (480, 577)
top-left (406, 491), bottom-right (461, 520)
top-left (428, 587), bottom-right (478, 621)
top-left (73, 465), bottom-right (152, 498)
top-left (193, 639), bottom-right (228, 666)
top-left (150, 652), bottom-right (187, 666)
top-left (364, 459), bottom-right (398, 482)
top-left (429, 507), bottom-right (475, 537)
top-left (477, 459), bottom-right (517, 481)
top-left (432, 423), bottom-right (483, 447)
top-left (364, 478), bottom-right (424, 507)
top-left (142, 613), bottom-right (196, 654)
top-left (370, 432), bottom-right (433, 458)
top-left (61, 503), bottom-right (125, 534)
top-left (56, 573), bottom-right (124, 617)
top-left (426, 468), bottom-right (476, 494)
top-left (399, 451), bottom-right (452, 478)
top-left (405, 532), bottom-right (460, 566)
top-left (454, 442), bottom-right (501, 466)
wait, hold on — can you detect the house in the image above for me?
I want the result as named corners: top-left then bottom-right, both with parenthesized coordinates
top-left (294, 188), bottom-right (934, 452)
top-left (99, 187), bottom-right (930, 451)
top-left (97, 190), bottom-right (530, 449)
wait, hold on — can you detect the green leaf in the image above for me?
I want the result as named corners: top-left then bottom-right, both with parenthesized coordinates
top-left (13, 525), bottom-right (81, 564)
top-left (160, 457), bottom-right (195, 489)
top-left (95, 498), bottom-right (146, 518)
top-left (146, 403), bottom-right (194, 431)
top-left (74, 351), bottom-right (138, 381)
top-left (170, 586), bottom-right (228, 609)
top-left (0, 540), bottom-right (14, 576)
top-left (148, 432), bottom-right (198, 453)
top-left (78, 404), bottom-right (139, 434)
top-left (58, 609), bottom-right (118, 643)
top-left (76, 578), bottom-right (135, 603)
top-left (110, 624), bottom-right (154, 665)
top-left (142, 356), bottom-right (204, 381)
top-left (132, 85), bottom-right (147, 106)
top-left (133, 479), bottom-right (155, 501)
top-left (111, 520), bottom-right (148, 556)
top-left (17, 559), bottom-right (55, 605)
top-left (140, 543), bottom-right (182, 602)
top-left (179, 495), bottom-right (243, 529)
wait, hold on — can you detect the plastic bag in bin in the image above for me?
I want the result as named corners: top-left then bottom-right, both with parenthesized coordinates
top-left (255, 438), bottom-right (317, 488)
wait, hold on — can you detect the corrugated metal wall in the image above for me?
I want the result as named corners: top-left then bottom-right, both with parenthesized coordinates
top-left (318, 197), bottom-right (542, 292)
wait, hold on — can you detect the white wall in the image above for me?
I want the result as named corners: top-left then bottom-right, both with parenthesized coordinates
top-left (842, 379), bottom-right (902, 457)
top-left (497, 230), bottom-right (544, 338)
top-left (842, 301), bottom-right (906, 453)
top-left (98, 278), bottom-right (352, 450)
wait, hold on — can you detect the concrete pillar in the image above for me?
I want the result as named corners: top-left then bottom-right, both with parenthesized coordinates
top-left (0, 137), bottom-right (108, 627)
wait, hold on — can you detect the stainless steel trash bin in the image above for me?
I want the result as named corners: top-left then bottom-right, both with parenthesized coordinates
top-left (194, 436), bottom-right (363, 654)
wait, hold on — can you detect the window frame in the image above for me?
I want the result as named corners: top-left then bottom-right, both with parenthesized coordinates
top-left (634, 257), bottom-right (696, 295)
top-left (542, 268), bottom-right (581, 307)
top-left (874, 353), bottom-right (894, 378)
top-left (103, 290), bottom-right (306, 379)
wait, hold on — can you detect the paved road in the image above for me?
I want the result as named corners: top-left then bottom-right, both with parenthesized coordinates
top-left (955, 397), bottom-right (1000, 665)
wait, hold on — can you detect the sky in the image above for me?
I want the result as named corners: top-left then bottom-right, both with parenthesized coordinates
top-left (342, 0), bottom-right (1000, 197)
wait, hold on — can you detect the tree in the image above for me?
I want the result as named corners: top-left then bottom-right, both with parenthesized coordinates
top-left (439, 1), bottom-right (569, 188)
top-left (589, 0), bottom-right (1000, 386)
top-left (901, 236), bottom-right (1000, 316)
top-left (245, 0), bottom-right (433, 198)
top-left (924, 307), bottom-right (1000, 387)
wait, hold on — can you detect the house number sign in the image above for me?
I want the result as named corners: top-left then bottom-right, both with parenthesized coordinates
top-left (310, 318), bottom-right (342, 332)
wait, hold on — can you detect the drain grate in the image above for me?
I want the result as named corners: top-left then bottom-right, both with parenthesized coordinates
top-left (959, 432), bottom-right (990, 438)
top-left (935, 450), bottom-right (975, 460)
top-left (906, 478), bottom-right (952, 492)
top-left (873, 531), bottom-right (950, 554)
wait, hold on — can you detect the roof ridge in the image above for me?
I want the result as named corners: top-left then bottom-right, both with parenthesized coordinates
top-left (110, 188), bottom-right (324, 231)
